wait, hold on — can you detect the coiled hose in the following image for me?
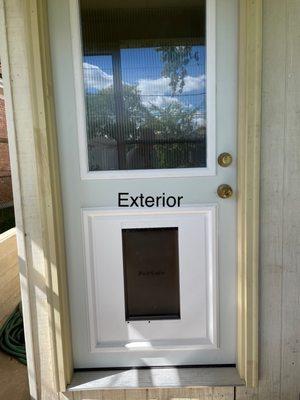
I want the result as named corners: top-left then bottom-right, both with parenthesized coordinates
top-left (0, 303), bottom-right (26, 365)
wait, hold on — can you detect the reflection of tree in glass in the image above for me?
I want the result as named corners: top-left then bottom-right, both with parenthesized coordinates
top-left (148, 102), bottom-right (200, 138)
top-left (85, 84), bottom-right (151, 141)
top-left (126, 127), bottom-right (158, 169)
top-left (85, 76), bottom-right (205, 170)
top-left (147, 102), bottom-right (204, 168)
top-left (85, 85), bottom-right (202, 139)
top-left (156, 46), bottom-right (200, 95)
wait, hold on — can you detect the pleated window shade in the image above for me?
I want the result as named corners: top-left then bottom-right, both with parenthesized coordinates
top-left (79, 0), bottom-right (207, 171)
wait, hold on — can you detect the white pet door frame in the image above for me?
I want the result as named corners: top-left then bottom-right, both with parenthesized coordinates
top-left (83, 206), bottom-right (218, 355)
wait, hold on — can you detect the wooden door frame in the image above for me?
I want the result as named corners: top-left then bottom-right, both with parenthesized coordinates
top-left (0, 0), bottom-right (261, 396)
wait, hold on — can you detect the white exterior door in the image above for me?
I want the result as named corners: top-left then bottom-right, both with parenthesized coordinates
top-left (48, 0), bottom-right (238, 368)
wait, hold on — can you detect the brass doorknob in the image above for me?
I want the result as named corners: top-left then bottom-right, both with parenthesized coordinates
top-left (218, 152), bottom-right (233, 167)
top-left (217, 184), bottom-right (233, 199)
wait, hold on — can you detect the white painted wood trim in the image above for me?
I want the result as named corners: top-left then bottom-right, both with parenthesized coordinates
top-left (206, 0), bottom-right (216, 177)
top-left (69, 0), bottom-right (217, 180)
top-left (0, 0), bottom-right (73, 397)
top-left (69, 0), bottom-right (90, 179)
top-left (82, 205), bottom-right (218, 356)
top-left (0, 2), bottom-right (38, 397)
top-left (236, 0), bottom-right (262, 388)
top-left (0, 227), bottom-right (16, 242)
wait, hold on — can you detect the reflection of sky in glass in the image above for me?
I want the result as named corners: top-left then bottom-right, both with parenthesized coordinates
top-left (83, 45), bottom-right (207, 170)
top-left (83, 45), bottom-right (206, 114)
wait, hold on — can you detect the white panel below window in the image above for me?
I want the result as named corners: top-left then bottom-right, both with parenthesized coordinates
top-left (82, 205), bottom-right (218, 353)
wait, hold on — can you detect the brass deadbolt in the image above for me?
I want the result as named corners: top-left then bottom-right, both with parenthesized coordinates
top-left (217, 184), bottom-right (233, 199)
top-left (218, 152), bottom-right (233, 167)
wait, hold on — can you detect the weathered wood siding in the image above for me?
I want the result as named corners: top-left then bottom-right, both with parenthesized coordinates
top-left (237, 0), bottom-right (300, 398)
top-left (62, 387), bottom-right (235, 400)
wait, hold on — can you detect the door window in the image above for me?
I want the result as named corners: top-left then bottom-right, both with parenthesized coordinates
top-left (78, 0), bottom-right (214, 175)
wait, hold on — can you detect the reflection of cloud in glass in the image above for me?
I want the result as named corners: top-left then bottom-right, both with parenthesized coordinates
top-left (83, 61), bottom-right (206, 128)
top-left (137, 75), bottom-right (205, 116)
top-left (141, 95), bottom-right (179, 108)
top-left (83, 62), bottom-right (205, 93)
top-left (138, 75), bottom-right (205, 96)
top-left (193, 116), bottom-right (206, 128)
top-left (83, 62), bottom-right (113, 92)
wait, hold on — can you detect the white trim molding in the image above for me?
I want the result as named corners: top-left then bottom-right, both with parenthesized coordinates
top-left (82, 206), bottom-right (218, 362)
top-left (0, 0), bottom-right (73, 397)
top-left (237, 0), bottom-right (262, 388)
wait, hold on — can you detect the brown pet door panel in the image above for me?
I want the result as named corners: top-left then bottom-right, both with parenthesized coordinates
top-left (122, 227), bottom-right (180, 321)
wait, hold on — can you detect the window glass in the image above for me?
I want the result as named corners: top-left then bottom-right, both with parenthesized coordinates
top-left (80, 0), bottom-right (206, 171)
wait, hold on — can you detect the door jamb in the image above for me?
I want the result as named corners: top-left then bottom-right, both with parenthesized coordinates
top-left (237, 0), bottom-right (262, 387)
top-left (0, 0), bottom-right (261, 395)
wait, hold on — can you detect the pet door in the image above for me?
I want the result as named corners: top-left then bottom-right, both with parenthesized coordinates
top-left (122, 227), bottom-right (180, 321)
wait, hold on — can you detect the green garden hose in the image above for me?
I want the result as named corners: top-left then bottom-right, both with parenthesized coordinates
top-left (0, 303), bottom-right (26, 365)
